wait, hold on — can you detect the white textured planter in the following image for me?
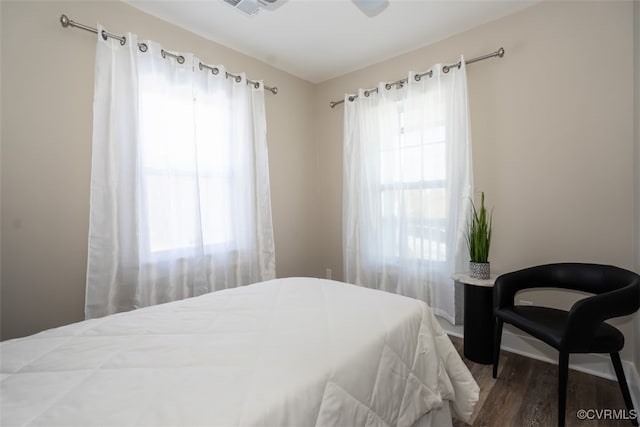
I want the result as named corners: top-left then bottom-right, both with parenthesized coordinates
top-left (469, 261), bottom-right (490, 280)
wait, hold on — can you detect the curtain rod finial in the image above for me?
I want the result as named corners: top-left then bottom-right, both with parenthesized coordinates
top-left (60, 14), bottom-right (70, 28)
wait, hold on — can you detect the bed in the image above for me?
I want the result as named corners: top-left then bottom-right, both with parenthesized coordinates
top-left (1, 277), bottom-right (478, 426)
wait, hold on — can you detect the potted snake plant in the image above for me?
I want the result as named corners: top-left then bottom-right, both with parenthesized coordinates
top-left (466, 192), bottom-right (493, 279)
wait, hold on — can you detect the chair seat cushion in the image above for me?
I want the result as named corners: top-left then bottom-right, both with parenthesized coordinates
top-left (495, 306), bottom-right (624, 353)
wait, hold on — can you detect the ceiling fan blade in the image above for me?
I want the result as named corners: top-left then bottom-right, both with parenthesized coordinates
top-left (352, 0), bottom-right (389, 17)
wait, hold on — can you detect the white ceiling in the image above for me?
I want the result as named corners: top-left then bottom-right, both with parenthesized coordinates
top-left (125, 0), bottom-right (538, 83)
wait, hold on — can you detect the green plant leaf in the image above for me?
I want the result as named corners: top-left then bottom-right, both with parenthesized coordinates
top-left (465, 192), bottom-right (493, 263)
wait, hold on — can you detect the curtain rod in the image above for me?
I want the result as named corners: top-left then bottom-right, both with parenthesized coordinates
top-left (59, 14), bottom-right (278, 95)
top-left (329, 47), bottom-right (504, 108)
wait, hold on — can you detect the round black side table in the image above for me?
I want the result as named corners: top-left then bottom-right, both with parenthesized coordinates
top-left (452, 273), bottom-right (496, 365)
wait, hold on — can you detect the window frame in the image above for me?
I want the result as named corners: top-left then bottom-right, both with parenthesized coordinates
top-left (378, 107), bottom-right (449, 264)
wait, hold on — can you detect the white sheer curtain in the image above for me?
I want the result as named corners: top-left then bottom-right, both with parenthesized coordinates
top-left (86, 28), bottom-right (275, 319)
top-left (343, 59), bottom-right (473, 322)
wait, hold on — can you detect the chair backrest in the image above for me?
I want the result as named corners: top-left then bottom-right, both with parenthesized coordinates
top-left (494, 263), bottom-right (639, 353)
top-left (532, 263), bottom-right (640, 297)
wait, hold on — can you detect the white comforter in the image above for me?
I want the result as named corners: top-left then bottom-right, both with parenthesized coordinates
top-left (1, 278), bottom-right (478, 426)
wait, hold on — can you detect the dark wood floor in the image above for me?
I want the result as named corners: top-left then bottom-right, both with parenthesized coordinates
top-left (449, 336), bottom-right (633, 427)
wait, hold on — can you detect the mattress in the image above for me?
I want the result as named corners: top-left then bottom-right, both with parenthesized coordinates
top-left (1, 277), bottom-right (478, 426)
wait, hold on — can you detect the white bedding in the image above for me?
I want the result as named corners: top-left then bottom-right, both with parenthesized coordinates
top-left (1, 278), bottom-right (478, 426)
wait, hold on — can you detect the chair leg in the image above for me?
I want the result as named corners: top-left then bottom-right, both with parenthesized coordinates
top-left (492, 318), bottom-right (503, 379)
top-left (610, 352), bottom-right (638, 426)
top-left (558, 352), bottom-right (569, 427)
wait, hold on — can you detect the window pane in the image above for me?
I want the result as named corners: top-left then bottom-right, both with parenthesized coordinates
top-left (379, 103), bottom-right (448, 263)
top-left (145, 175), bottom-right (199, 252)
top-left (403, 188), bottom-right (446, 221)
top-left (380, 187), bottom-right (446, 262)
top-left (199, 176), bottom-right (232, 247)
top-left (400, 145), bottom-right (422, 183)
top-left (139, 86), bottom-right (197, 173)
top-left (138, 76), bottom-right (236, 256)
top-left (421, 142), bottom-right (445, 182)
top-left (405, 187), bottom-right (447, 261)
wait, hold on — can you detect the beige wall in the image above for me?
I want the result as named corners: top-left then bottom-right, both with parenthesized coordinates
top-left (313, 1), bottom-right (637, 361)
top-left (0, 1), bottom-right (317, 340)
top-left (633, 0), bottom-right (639, 373)
top-left (1, 0), bottom-right (638, 367)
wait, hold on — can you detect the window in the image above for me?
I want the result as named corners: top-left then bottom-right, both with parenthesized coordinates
top-left (139, 87), bottom-right (233, 257)
top-left (86, 37), bottom-right (275, 318)
top-left (380, 107), bottom-right (447, 262)
top-left (342, 64), bottom-right (471, 322)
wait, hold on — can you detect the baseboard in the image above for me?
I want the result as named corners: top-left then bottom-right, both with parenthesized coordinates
top-left (438, 317), bottom-right (640, 411)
